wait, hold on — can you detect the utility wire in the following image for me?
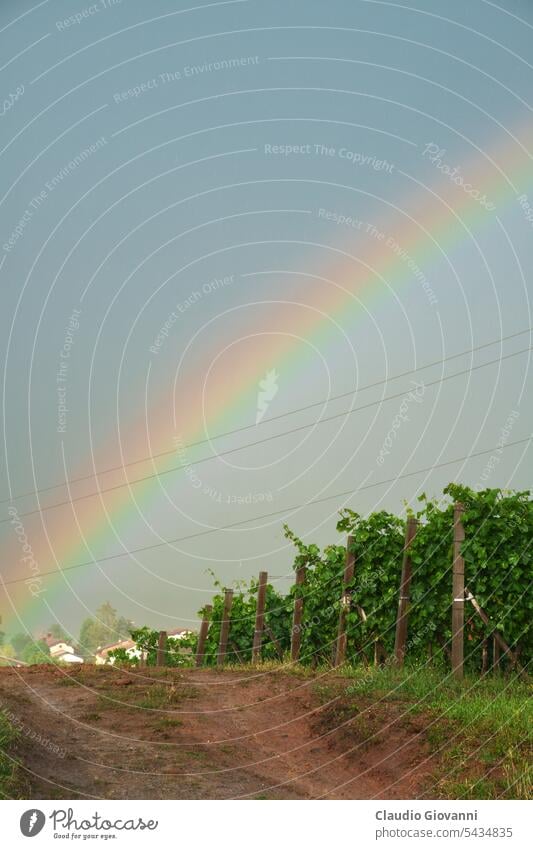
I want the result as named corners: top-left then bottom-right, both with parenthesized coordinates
top-left (1, 343), bottom-right (531, 525)
top-left (1, 434), bottom-right (531, 588)
top-left (1, 326), bottom-right (531, 506)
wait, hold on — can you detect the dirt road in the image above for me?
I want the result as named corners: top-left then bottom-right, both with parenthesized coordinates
top-left (0, 665), bottom-right (437, 799)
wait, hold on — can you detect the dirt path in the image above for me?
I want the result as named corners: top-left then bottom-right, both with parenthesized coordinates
top-left (0, 665), bottom-right (437, 799)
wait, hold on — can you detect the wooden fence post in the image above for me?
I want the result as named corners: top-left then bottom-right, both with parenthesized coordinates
top-left (291, 565), bottom-right (306, 663)
top-left (493, 635), bottom-right (501, 671)
top-left (156, 630), bottom-right (167, 667)
top-left (252, 571), bottom-right (268, 663)
top-left (217, 589), bottom-right (233, 667)
top-left (451, 502), bottom-right (465, 679)
top-left (374, 640), bottom-right (386, 666)
top-left (195, 604), bottom-right (212, 667)
top-left (394, 516), bottom-right (418, 666)
top-left (481, 639), bottom-right (489, 674)
top-left (334, 536), bottom-right (355, 667)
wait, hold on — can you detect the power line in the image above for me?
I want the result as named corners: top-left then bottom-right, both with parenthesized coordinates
top-left (1, 326), bottom-right (530, 506)
top-left (1, 434), bottom-right (531, 588)
top-left (1, 343), bottom-right (531, 525)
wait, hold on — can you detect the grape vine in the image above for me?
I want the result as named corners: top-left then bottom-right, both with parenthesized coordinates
top-left (113, 485), bottom-right (532, 672)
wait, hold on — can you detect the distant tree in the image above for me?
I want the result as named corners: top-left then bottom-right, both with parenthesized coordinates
top-left (11, 633), bottom-right (33, 659)
top-left (0, 630), bottom-right (5, 646)
top-left (116, 616), bottom-right (134, 639)
top-left (46, 623), bottom-right (70, 642)
top-left (96, 602), bottom-right (117, 630)
top-left (22, 639), bottom-right (51, 666)
top-left (78, 603), bottom-right (133, 656)
top-left (78, 617), bottom-right (99, 656)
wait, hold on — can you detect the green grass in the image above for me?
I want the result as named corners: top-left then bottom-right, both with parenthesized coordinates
top-left (217, 658), bottom-right (317, 678)
top-left (344, 663), bottom-right (532, 799)
top-left (0, 712), bottom-right (21, 799)
top-left (93, 682), bottom-right (200, 711)
top-left (175, 659), bottom-right (532, 798)
top-left (153, 717), bottom-right (183, 730)
top-left (79, 712), bottom-right (102, 722)
top-left (135, 684), bottom-right (199, 709)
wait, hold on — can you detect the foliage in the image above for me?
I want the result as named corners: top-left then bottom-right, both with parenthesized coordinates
top-left (10, 633), bottom-right (33, 659)
top-left (78, 602), bottom-right (133, 657)
top-left (21, 639), bottom-right (52, 666)
top-left (408, 484), bottom-right (533, 668)
top-left (198, 573), bottom-right (292, 665)
top-left (346, 663), bottom-right (532, 799)
top-left (338, 509), bottom-right (406, 662)
top-left (282, 485), bottom-right (532, 669)
top-left (284, 525), bottom-right (345, 665)
top-left (449, 484), bottom-right (532, 656)
top-left (107, 627), bottom-right (196, 668)
top-left (107, 485), bottom-right (532, 674)
top-left (0, 712), bottom-right (20, 798)
top-left (46, 623), bottom-right (70, 642)
top-left (0, 645), bottom-right (16, 666)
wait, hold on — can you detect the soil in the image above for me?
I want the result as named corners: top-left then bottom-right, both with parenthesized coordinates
top-left (0, 665), bottom-right (439, 799)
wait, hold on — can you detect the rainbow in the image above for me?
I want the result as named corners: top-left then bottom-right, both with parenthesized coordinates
top-left (2, 121), bottom-right (532, 633)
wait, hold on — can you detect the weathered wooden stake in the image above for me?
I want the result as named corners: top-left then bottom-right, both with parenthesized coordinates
top-left (481, 639), bottom-right (489, 674)
top-left (264, 624), bottom-right (284, 660)
top-left (290, 565), bottom-right (306, 662)
top-left (493, 635), bottom-right (501, 671)
top-left (394, 516), bottom-right (418, 666)
top-left (195, 604), bottom-right (212, 667)
top-left (374, 640), bottom-right (386, 666)
top-left (465, 588), bottom-right (524, 678)
top-left (156, 630), bottom-right (167, 667)
top-left (451, 502), bottom-right (465, 679)
top-left (334, 536), bottom-right (355, 667)
top-left (217, 589), bottom-right (233, 667)
top-left (252, 571), bottom-right (268, 663)
top-left (230, 641), bottom-right (245, 663)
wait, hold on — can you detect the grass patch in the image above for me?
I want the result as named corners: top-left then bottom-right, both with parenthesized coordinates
top-left (153, 717), bottom-right (183, 730)
top-left (135, 684), bottom-right (198, 709)
top-left (219, 659), bottom-right (317, 678)
top-left (0, 712), bottom-right (21, 799)
top-left (137, 686), bottom-right (176, 709)
top-left (79, 712), bottom-right (101, 722)
top-left (345, 664), bottom-right (532, 799)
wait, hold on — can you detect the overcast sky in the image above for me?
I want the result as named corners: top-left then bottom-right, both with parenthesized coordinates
top-left (0, 0), bottom-right (532, 640)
